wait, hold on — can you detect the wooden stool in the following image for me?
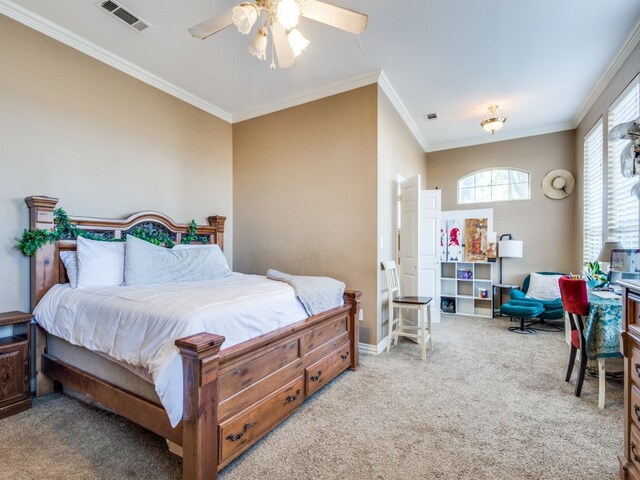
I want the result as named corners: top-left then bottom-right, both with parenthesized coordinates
top-left (382, 260), bottom-right (433, 361)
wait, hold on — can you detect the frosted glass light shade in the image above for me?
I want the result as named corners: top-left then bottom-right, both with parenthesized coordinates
top-left (232, 4), bottom-right (258, 35)
top-left (498, 239), bottom-right (523, 258)
top-left (277, 0), bottom-right (300, 29)
top-left (480, 105), bottom-right (507, 134)
top-left (249, 27), bottom-right (268, 60)
top-left (288, 28), bottom-right (309, 57)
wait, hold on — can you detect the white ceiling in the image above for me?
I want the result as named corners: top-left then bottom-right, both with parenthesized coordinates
top-left (3, 0), bottom-right (640, 151)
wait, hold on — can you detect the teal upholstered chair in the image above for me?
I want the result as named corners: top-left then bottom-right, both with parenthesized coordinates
top-left (510, 272), bottom-right (565, 331)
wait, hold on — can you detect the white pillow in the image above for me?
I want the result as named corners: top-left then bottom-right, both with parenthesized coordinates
top-left (76, 236), bottom-right (125, 288)
top-left (124, 235), bottom-right (231, 286)
top-left (59, 251), bottom-right (78, 288)
top-left (173, 243), bottom-right (231, 275)
top-left (525, 273), bottom-right (562, 301)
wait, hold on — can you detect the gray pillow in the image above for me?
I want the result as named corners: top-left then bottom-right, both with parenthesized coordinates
top-left (124, 235), bottom-right (231, 286)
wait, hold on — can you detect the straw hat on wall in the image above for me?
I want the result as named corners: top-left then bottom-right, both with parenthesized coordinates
top-left (542, 169), bottom-right (575, 200)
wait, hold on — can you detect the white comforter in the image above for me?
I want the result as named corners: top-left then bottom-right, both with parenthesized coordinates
top-left (33, 273), bottom-right (308, 427)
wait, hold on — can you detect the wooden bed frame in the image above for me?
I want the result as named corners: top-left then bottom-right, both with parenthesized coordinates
top-left (26, 196), bottom-right (361, 480)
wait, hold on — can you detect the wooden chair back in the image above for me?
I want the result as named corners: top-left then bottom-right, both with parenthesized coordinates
top-left (382, 260), bottom-right (401, 300)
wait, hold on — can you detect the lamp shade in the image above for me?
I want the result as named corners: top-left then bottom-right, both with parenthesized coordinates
top-left (498, 240), bottom-right (523, 258)
top-left (598, 241), bottom-right (624, 262)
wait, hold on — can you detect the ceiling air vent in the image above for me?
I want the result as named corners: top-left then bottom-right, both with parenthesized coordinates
top-left (424, 113), bottom-right (438, 121)
top-left (97, 1), bottom-right (152, 33)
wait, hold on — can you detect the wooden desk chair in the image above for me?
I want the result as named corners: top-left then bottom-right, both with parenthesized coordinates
top-left (382, 260), bottom-right (432, 361)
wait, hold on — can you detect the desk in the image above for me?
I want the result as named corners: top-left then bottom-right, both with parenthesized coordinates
top-left (581, 291), bottom-right (623, 409)
top-left (583, 292), bottom-right (623, 360)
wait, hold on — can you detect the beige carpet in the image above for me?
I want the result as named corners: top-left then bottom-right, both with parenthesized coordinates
top-left (0, 315), bottom-right (624, 480)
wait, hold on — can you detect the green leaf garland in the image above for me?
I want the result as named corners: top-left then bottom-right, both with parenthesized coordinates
top-left (16, 208), bottom-right (206, 256)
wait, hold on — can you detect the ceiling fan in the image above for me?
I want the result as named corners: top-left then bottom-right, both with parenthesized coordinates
top-left (188, 0), bottom-right (368, 69)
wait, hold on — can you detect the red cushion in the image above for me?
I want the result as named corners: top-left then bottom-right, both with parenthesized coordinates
top-left (571, 329), bottom-right (581, 349)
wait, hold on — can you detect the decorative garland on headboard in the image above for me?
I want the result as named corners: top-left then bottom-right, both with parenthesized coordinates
top-left (16, 208), bottom-right (207, 256)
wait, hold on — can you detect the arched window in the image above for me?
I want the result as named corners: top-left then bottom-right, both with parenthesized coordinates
top-left (457, 168), bottom-right (530, 204)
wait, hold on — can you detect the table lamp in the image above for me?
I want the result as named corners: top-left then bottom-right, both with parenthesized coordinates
top-left (598, 240), bottom-right (623, 284)
top-left (598, 241), bottom-right (624, 264)
top-left (498, 234), bottom-right (524, 284)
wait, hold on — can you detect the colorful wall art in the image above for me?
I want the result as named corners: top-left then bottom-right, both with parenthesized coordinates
top-left (464, 218), bottom-right (489, 262)
top-left (447, 220), bottom-right (462, 262)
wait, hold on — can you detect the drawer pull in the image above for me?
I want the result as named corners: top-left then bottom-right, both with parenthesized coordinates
top-left (225, 422), bottom-right (256, 442)
top-left (635, 364), bottom-right (640, 377)
top-left (632, 441), bottom-right (640, 463)
top-left (309, 371), bottom-right (323, 382)
top-left (635, 405), bottom-right (640, 423)
top-left (284, 389), bottom-right (301, 404)
top-left (341, 352), bottom-right (349, 361)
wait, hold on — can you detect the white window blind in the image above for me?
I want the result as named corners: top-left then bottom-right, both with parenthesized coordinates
top-left (607, 75), bottom-right (640, 249)
top-left (583, 119), bottom-right (603, 263)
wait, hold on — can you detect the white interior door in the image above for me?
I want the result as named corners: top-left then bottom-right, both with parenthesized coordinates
top-left (399, 175), bottom-right (421, 298)
top-left (420, 190), bottom-right (441, 324)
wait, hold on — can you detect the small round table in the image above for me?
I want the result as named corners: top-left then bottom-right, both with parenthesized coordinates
top-left (493, 283), bottom-right (519, 317)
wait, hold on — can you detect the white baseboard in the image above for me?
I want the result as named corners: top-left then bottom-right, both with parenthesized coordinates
top-left (358, 339), bottom-right (388, 356)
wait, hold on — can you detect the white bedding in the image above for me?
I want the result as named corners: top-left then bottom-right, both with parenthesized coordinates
top-left (33, 273), bottom-right (308, 427)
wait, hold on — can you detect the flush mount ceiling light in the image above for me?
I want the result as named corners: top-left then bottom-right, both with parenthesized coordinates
top-left (480, 105), bottom-right (507, 134)
top-left (188, 0), bottom-right (368, 70)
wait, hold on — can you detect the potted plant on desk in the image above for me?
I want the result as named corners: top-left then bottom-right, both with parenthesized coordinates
top-left (584, 261), bottom-right (608, 289)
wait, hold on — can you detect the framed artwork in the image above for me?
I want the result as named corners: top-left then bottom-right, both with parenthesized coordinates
top-left (487, 231), bottom-right (497, 262)
top-left (464, 218), bottom-right (489, 262)
top-left (447, 220), bottom-right (462, 262)
top-left (440, 226), bottom-right (447, 262)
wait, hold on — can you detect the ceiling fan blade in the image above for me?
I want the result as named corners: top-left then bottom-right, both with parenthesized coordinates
top-left (271, 22), bottom-right (296, 68)
top-left (188, 8), bottom-right (234, 40)
top-left (299, 0), bottom-right (368, 35)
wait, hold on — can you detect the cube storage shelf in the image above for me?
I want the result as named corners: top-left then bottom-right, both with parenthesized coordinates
top-left (441, 261), bottom-right (494, 318)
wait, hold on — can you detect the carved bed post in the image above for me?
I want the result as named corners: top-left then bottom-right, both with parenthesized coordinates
top-left (25, 196), bottom-right (59, 397)
top-left (207, 216), bottom-right (226, 251)
top-left (25, 196), bottom-right (59, 308)
top-left (176, 333), bottom-right (225, 480)
top-left (344, 290), bottom-right (362, 370)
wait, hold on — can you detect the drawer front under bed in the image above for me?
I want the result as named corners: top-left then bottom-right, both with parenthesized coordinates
top-left (218, 376), bottom-right (304, 466)
top-left (305, 344), bottom-right (352, 396)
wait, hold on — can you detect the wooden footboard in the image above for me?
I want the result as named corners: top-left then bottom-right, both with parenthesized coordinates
top-left (40, 291), bottom-right (361, 480)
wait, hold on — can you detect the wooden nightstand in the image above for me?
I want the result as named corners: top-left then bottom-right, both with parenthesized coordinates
top-left (0, 311), bottom-right (32, 419)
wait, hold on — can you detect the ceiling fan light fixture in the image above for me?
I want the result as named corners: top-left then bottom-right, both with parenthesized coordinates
top-left (287, 28), bottom-right (309, 57)
top-left (277, 0), bottom-right (301, 30)
top-left (249, 26), bottom-right (268, 60)
top-left (480, 105), bottom-right (507, 134)
top-left (232, 3), bottom-right (258, 35)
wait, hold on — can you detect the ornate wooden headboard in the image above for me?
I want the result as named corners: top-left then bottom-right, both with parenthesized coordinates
top-left (25, 196), bottom-right (226, 310)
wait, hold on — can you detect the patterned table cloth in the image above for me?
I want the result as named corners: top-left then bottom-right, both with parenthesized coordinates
top-left (583, 292), bottom-right (623, 360)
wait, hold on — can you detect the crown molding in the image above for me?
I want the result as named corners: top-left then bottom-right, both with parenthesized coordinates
top-left (572, 17), bottom-right (640, 128)
top-left (0, 0), bottom-right (233, 123)
top-left (378, 71), bottom-right (429, 151)
top-left (232, 70), bottom-right (381, 122)
top-left (425, 122), bottom-right (575, 153)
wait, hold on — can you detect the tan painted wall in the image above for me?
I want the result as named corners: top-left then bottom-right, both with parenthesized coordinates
top-left (426, 131), bottom-right (576, 286)
top-left (377, 87), bottom-right (427, 340)
top-left (233, 85), bottom-right (379, 344)
top-left (0, 15), bottom-right (233, 313)
top-left (575, 42), bottom-right (640, 268)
